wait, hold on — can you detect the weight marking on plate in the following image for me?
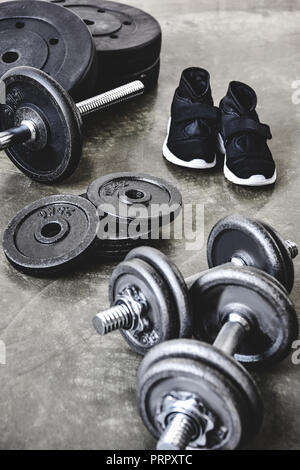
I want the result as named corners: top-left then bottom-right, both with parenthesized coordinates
top-left (7, 88), bottom-right (24, 109)
top-left (39, 205), bottom-right (77, 219)
top-left (103, 180), bottom-right (130, 196)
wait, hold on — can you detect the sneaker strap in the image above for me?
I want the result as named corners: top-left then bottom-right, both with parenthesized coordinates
top-left (223, 118), bottom-right (272, 142)
top-left (173, 103), bottom-right (219, 123)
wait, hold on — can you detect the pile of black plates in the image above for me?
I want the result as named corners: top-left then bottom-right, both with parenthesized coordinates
top-left (2, 173), bottom-right (181, 275)
top-left (0, 0), bottom-right (161, 101)
top-left (48, 0), bottom-right (162, 92)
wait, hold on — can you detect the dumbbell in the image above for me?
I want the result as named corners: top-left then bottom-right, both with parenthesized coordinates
top-left (0, 65), bottom-right (144, 182)
top-left (93, 215), bottom-right (298, 355)
top-left (137, 264), bottom-right (298, 449)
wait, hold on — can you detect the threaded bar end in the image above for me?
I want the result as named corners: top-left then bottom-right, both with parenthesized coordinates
top-left (156, 413), bottom-right (196, 450)
top-left (285, 240), bottom-right (298, 259)
top-left (93, 303), bottom-right (133, 335)
top-left (76, 80), bottom-right (144, 116)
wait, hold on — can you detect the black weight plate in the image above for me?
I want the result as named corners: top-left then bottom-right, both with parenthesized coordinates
top-left (2, 194), bottom-right (99, 275)
top-left (1, 66), bottom-right (82, 182)
top-left (94, 214), bottom-right (152, 258)
top-left (108, 258), bottom-right (179, 355)
top-left (0, 0), bottom-right (97, 100)
top-left (99, 57), bottom-right (160, 93)
top-left (49, 0), bottom-right (161, 75)
top-left (207, 215), bottom-right (290, 291)
top-left (190, 265), bottom-right (299, 367)
top-left (97, 214), bottom-right (152, 244)
top-left (126, 247), bottom-right (192, 339)
top-left (261, 221), bottom-right (294, 293)
top-left (137, 338), bottom-right (263, 445)
top-left (138, 357), bottom-right (250, 450)
top-left (86, 172), bottom-right (182, 226)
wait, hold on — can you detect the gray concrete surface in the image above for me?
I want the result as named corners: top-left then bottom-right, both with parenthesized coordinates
top-left (0, 0), bottom-right (300, 450)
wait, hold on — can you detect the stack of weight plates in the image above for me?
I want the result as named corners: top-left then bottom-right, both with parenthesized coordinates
top-left (0, 0), bottom-right (99, 100)
top-left (2, 173), bottom-right (181, 275)
top-left (85, 173), bottom-right (182, 259)
top-left (48, 0), bottom-right (162, 91)
top-left (0, 0), bottom-right (161, 97)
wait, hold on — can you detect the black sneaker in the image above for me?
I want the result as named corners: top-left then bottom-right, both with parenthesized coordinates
top-left (163, 67), bottom-right (219, 168)
top-left (219, 81), bottom-right (276, 186)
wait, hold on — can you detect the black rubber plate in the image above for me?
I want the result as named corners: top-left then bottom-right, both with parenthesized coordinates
top-left (98, 57), bottom-right (160, 93)
top-left (0, 0), bottom-right (97, 100)
top-left (1, 66), bottom-right (83, 183)
top-left (2, 194), bottom-right (99, 275)
top-left (86, 172), bottom-right (182, 226)
top-left (49, 0), bottom-right (161, 74)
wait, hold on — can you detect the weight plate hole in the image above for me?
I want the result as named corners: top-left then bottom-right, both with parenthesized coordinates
top-left (125, 189), bottom-right (145, 200)
top-left (2, 51), bottom-right (19, 64)
top-left (49, 38), bottom-right (59, 45)
top-left (110, 34), bottom-right (118, 39)
top-left (41, 222), bottom-right (62, 238)
top-left (123, 21), bottom-right (131, 26)
top-left (97, 8), bottom-right (105, 13)
top-left (84, 19), bottom-right (95, 25)
top-left (15, 22), bottom-right (25, 29)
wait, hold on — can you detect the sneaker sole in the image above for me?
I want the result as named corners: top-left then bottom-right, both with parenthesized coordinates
top-left (218, 133), bottom-right (277, 187)
top-left (162, 118), bottom-right (217, 169)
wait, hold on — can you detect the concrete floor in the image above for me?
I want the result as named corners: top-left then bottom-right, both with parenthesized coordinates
top-left (0, 0), bottom-right (300, 450)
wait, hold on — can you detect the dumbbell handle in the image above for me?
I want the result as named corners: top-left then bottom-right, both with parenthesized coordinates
top-left (213, 314), bottom-right (250, 355)
top-left (0, 80), bottom-right (145, 150)
top-left (0, 121), bottom-right (34, 150)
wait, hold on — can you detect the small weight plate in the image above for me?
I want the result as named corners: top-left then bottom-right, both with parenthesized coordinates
top-left (97, 214), bottom-right (152, 244)
top-left (0, 0), bottom-right (98, 100)
top-left (1, 66), bottom-right (82, 182)
top-left (2, 194), bottom-right (99, 275)
top-left (94, 214), bottom-right (153, 258)
top-left (86, 172), bottom-right (182, 226)
top-left (138, 357), bottom-right (251, 450)
top-left (261, 221), bottom-right (294, 293)
top-left (99, 57), bottom-right (160, 93)
top-left (126, 247), bottom-right (192, 339)
top-left (137, 338), bottom-right (263, 445)
top-left (190, 265), bottom-right (299, 367)
top-left (49, 0), bottom-right (161, 75)
top-left (109, 258), bottom-right (179, 355)
top-left (207, 215), bottom-right (291, 291)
